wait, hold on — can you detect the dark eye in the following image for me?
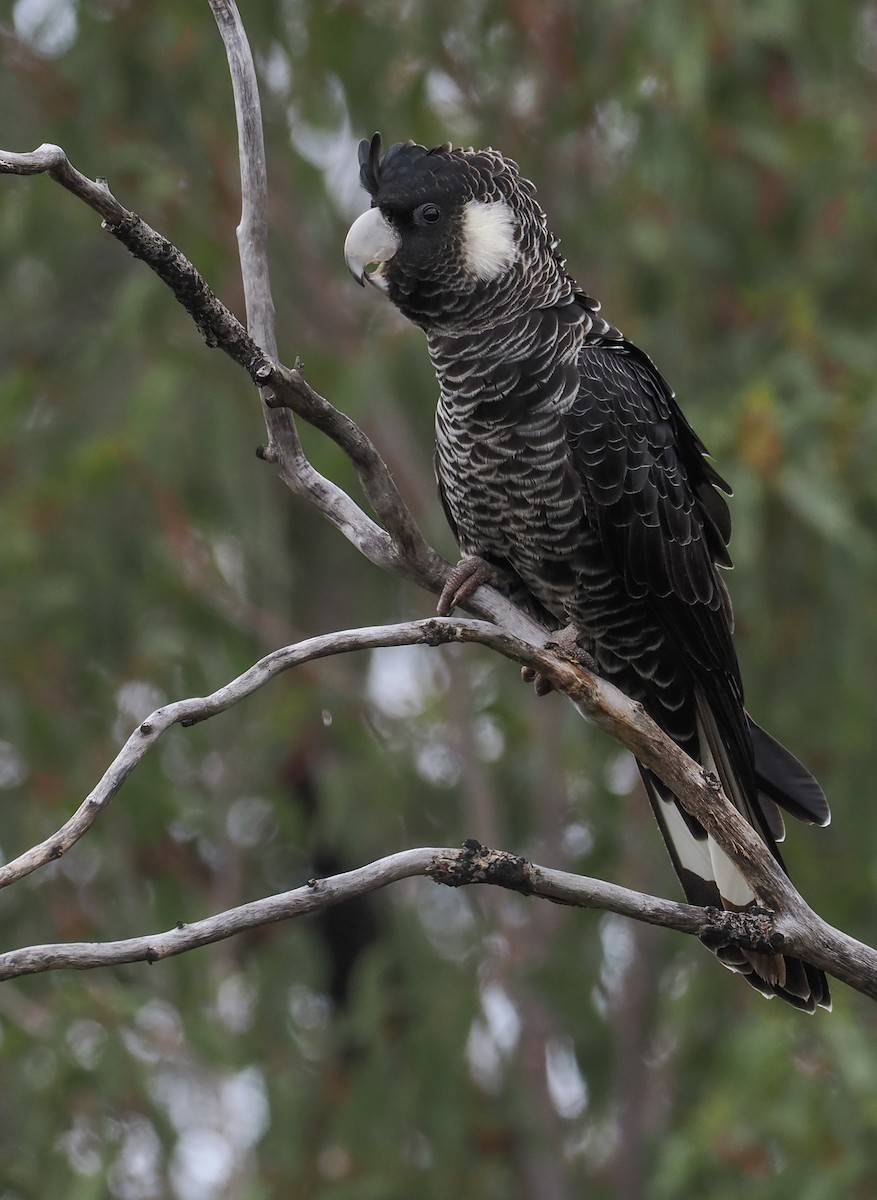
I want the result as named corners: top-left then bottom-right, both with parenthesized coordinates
top-left (415, 203), bottom-right (443, 226)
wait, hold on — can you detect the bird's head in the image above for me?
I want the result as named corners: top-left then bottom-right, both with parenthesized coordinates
top-left (344, 133), bottom-right (573, 334)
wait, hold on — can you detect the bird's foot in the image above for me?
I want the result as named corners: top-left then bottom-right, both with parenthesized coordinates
top-left (521, 624), bottom-right (596, 696)
top-left (437, 556), bottom-right (507, 616)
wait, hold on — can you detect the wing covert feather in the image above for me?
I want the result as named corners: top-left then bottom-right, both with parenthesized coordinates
top-left (565, 336), bottom-right (736, 677)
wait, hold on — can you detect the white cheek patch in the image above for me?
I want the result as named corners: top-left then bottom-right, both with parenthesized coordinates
top-left (461, 199), bottom-right (517, 281)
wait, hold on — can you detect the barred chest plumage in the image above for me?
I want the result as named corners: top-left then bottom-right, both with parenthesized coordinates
top-left (429, 302), bottom-right (600, 624)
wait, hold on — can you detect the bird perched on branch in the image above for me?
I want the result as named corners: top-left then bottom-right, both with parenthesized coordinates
top-left (344, 134), bottom-right (831, 1010)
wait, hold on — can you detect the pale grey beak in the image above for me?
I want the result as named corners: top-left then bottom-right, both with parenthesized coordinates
top-left (344, 207), bottom-right (399, 290)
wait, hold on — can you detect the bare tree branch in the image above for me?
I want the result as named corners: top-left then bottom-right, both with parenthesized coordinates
top-left (0, 843), bottom-right (737, 983)
top-left (0, 619), bottom-right (492, 890)
top-left (0, 614), bottom-right (671, 891)
top-left (210, 0), bottom-right (276, 355)
top-left (1, 835), bottom-right (870, 1001)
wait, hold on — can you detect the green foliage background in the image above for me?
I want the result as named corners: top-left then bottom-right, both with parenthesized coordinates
top-left (2, 2), bottom-right (877, 1197)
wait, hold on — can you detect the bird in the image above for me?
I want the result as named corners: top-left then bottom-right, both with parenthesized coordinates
top-left (344, 133), bottom-right (831, 1010)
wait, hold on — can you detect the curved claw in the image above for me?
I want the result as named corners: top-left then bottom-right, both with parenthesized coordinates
top-left (437, 556), bottom-right (503, 616)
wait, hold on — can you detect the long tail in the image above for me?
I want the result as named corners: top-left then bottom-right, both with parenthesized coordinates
top-left (642, 695), bottom-right (831, 1012)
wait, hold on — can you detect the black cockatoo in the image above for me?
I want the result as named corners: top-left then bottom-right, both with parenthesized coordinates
top-left (344, 134), bottom-right (830, 1010)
